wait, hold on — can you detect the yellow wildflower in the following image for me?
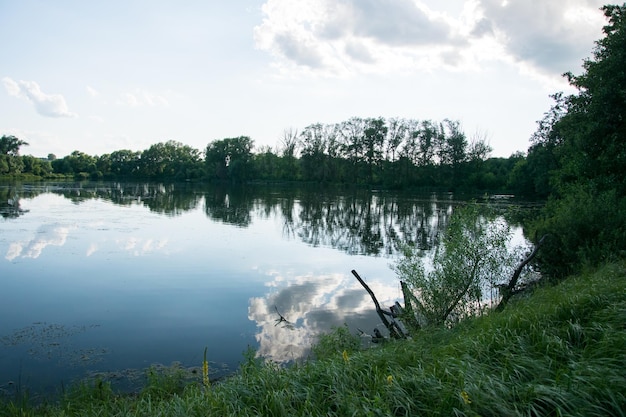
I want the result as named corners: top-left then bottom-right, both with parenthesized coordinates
top-left (342, 350), bottom-right (349, 363)
top-left (460, 390), bottom-right (471, 405)
top-left (203, 347), bottom-right (210, 387)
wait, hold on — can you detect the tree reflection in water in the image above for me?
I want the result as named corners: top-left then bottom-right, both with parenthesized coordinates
top-left (0, 185), bottom-right (30, 219)
top-left (0, 181), bottom-right (535, 390)
top-left (0, 181), bottom-right (534, 397)
top-left (0, 181), bottom-right (527, 257)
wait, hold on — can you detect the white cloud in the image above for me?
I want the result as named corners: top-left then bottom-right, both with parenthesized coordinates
top-left (2, 77), bottom-right (21, 96)
top-left (86, 85), bottom-right (100, 97)
top-left (475, 0), bottom-right (606, 75)
top-left (254, 0), bottom-right (606, 79)
top-left (117, 89), bottom-right (170, 107)
top-left (340, 0), bottom-right (455, 46)
top-left (2, 77), bottom-right (78, 118)
top-left (254, 0), bottom-right (463, 75)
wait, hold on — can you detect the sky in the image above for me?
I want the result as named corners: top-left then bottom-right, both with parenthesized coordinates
top-left (0, 0), bottom-right (609, 159)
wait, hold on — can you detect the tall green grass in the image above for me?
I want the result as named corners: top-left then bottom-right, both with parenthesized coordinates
top-left (2, 261), bottom-right (625, 416)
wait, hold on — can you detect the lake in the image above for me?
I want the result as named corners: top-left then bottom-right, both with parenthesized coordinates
top-left (0, 181), bottom-right (531, 398)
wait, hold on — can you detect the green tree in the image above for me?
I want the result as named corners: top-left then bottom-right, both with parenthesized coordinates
top-left (324, 124), bottom-right (343, 182)
top-left (338, 117), bottom-right (366, 183)
top-left (465, 131), bottom-right (493, 189)
top-left (108, 149), bottom-right (141, 177)
top-left (64, 151), bottom-right (97, 179)
top-left (441, 119), bottom-right (468, 187)
top-left (0, 135), bottom-right (29, 174)
top-left (21, 155), bottom-right (52, 176)
top-left (51, 157), bottom-right (73, 174)
top-left (392, 204), bottom-right (517, 326)
top-left (363, 117), bottom-right (387, 184)
top-left (556, 6), bottom-right (626, 195)
top-left (414, 120), bottom-right (444, 186)
top-left (253, 146), bottom-right (281, 180)
top-left (205, 136), bottom-right (254, 182)
top-left (140, 141), bottom-right (202, 180)
top-left (519, 93), bottom-right (566, 197)
top-left (415, 120), bottom-right (441, 168)
top-left (278, 128), bottom-right (300, 180)
top-left (299, 124), bottom-right (329, 182)
top-left (384, 118), bottom-right (407, 164)
top-left (0, 135), bottom-right (28, 157)
top-left (382, 118), bottom-right (408, 187)
top-left (96, 154), bottom-right (112, 178)
top-left (532, 4), bottom-right (626, 277)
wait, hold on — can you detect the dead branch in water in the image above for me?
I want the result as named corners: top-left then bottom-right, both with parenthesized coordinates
top-left (351, 270), bottom-right (407, 339)
top-left (496, 234), bottom-right (548, 311)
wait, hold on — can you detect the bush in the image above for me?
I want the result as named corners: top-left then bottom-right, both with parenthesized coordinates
top-left (311, 324), bottom-right (361, 360)
top-left (533, 184), bottom-right (626, 278)
top-left (392, 203), bottom-right (519, 326)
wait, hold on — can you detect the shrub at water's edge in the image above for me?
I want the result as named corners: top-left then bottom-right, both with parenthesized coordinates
top-left (392, 202), bottom-right (521, 328)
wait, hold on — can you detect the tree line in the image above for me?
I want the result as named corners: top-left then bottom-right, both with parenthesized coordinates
top-left (1, 117), bottom-right (528, 193)
top-left (1, 182), bottom-right (468, 256)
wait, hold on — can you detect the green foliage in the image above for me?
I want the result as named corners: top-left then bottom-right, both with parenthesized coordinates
top-left (311, 324), bottom-right (361, 360)
top-left (20, 155), bottom-right (52, 177)
top-left (252, 146), bottom-right (281, 180)
top-left (59, 378), bottom-right (114, 414)
top-left (0, 135), bottom-right (28, 157)
top-left (534, 184), bottom-right (626, 278)
top-left (527, 5), bottom-right (626, 277)
top-left (140, 140), bottom-right (203, 180)
top-left (108, 149), bottom-right (142, 177)
top-left (393, 203), bottom-right (517, 326)
top-left (205, 136), bottom-right (254, 182)
top-left (0, 135), bottom-right (28, 175)
top-left (141, 364), bottom-right (189, 399)
top-left (557, 5), bottom-right (626, 196)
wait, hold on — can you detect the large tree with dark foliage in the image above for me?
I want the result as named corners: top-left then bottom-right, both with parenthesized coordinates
top-left (205, 136), bottom-right (254, 182)
top-left (556, 5), bottom-right (626, 195)
top-left (0, 135), bottom-right (28, 174)
top-left (139, 140), bottom-right (202, 180)
top-left (532, 4), bottom-right (626, 277)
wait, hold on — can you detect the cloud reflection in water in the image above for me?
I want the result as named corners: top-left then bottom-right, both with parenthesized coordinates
top-left (248, 270), bottom-right (402, 364)
top-left (5, 223), bottom-right (74, 261)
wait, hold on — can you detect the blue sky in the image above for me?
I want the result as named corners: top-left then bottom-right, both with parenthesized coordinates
top-left (1, 0), bottom-right (607, 158)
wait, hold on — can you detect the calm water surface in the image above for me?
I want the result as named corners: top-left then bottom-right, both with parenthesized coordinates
top-left (0, 181), bottom-right (530, 397)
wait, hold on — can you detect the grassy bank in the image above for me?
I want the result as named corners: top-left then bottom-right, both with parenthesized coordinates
top-left (2, 261), bottom-right (625, 416)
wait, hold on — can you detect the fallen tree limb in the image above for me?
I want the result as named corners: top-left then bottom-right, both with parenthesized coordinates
top-left (352, 269), bottom-right (407, 339)
top-left (496, 234), bottom-right (548, 311)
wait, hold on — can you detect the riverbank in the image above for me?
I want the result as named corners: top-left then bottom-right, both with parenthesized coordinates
top-left (2, 261), bottom-right (625, 416)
